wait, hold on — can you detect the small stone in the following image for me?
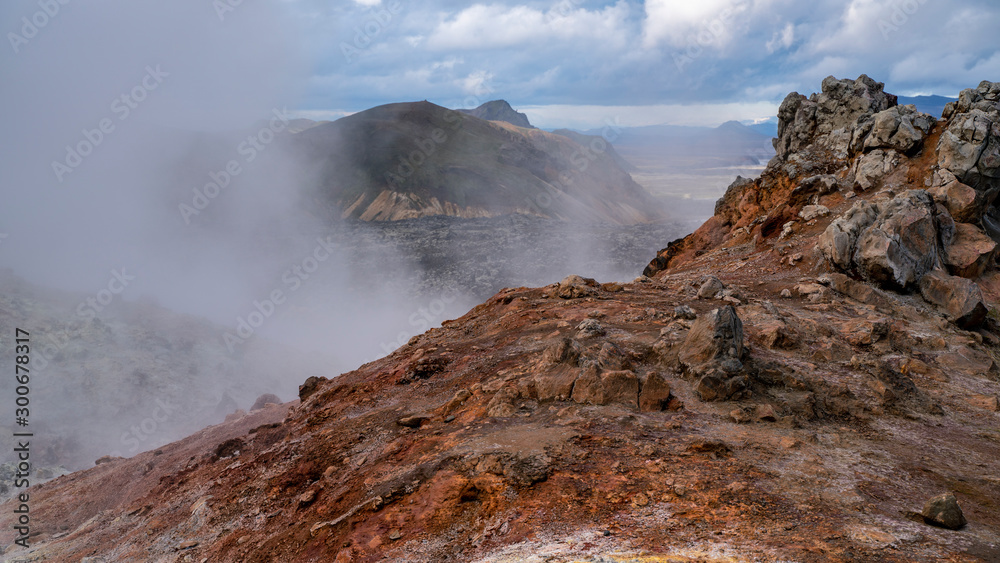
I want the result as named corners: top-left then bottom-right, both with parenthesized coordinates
top-left (555, 275), bottom-right (599, 299)
top-left (388, 529), bottom-right (402, 541)
top-left (730, 408), bottom-right (752, 424)
top-left (674, 305), bottom-right (697, 320)
top-left (178, 540), bottom-right (199, 550)
top-left (299, 376), bottom-right (328, 401)
top-left (631, 493), bottom-right (650, 507)
top-left (756, 404), bottom-right (778, 422)
top-left (298, 490), bottom-right (317, 506)
top-left (697, 276), bottom-right (725, 299)
top-left (795, 283), bottom-right (826, 296)
top-left (799, 205), bottom-right (831, 221)
top-left (781, 289), bottom-right (792, 298)
top-left (919, 270), bottom-right (988, 329)
top-left (639, 371), bottom-right (672, 412)
top-left (444, 415), bottom-right (456, 422)
top-left (779, 437), bottom-right (799, 449)
top-left (922, 492), bottom-right (967, 530)
top-left (397, 414), bottom-right (430, 428)
top-left (968, 394), bottom-right (1000, 411)
top-left (576, 319), bottom-right (606, 337)
top-left (781, 221), bottom-right (796, 239)
top-left (250, 393), bottom-right (282, 411)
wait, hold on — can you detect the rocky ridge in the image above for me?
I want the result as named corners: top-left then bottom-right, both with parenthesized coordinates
top-left (457, 100), bottom-right (535, 129)
top-left (3, 77), bottom-right (1000, 562)
top-left (646, 75), bottom-right (1000, 330)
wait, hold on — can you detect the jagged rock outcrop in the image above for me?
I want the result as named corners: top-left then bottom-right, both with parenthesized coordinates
top-left (646, 76), bottom-right (1000, 332)
top-left (928, 179), bottom-right (981, 222)
top-left (853, 104), bottom-right (935, 154)
top-left (944, 222), bottom-right (998, 278)
top-left (817, 200), bottom-right (879, 270)
top-left (820, 190), bottom-right (945, 289)
top-left (457, 99), bottom-right (534, 129)
top-left (677, 306), bottom-right (749, 401)
top-left (936, 81), bottom-right (1000, 237)
top-left (918, 269), bottom-right (988, 329)
top-left (774, 74), bottom-right (897, 159)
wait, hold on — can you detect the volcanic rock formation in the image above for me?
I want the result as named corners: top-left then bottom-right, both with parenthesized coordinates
top-left (3, 77), bottom-right (1000, 562)
top-left (457, 100), bottom-right (535, 129)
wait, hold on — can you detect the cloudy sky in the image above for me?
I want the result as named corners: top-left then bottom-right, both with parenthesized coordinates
top-left (4, 0), bottom-right (999, 130)
top-left (284, 0), bottom-right (1000, 129)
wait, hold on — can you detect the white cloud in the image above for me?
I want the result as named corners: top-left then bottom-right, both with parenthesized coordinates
top-left (890, 51), bottom-right (1000, 90)
top-left (766, 22), bottom-right (794, 53)
top-left (642, 0), bottom-right (747, 49)
top-left (291, 0), bottom-right (1000, 115)
top-left (427, 2), bottom-right (632, 50)
top-left (462, 70), bottom-right (494, 96)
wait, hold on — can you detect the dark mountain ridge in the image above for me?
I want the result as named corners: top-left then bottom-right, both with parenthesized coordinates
top-left (290, 100), bottom-right (665, 225)
top-left (457, 99), bottom-right (535, 129)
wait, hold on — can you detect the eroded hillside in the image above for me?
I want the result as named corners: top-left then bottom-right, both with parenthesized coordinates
top-left (290, 101), bottom-right (664, 225)
top-left (2, 76), bottom-right (1000, 562)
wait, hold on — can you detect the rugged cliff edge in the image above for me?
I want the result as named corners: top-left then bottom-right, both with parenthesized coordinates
top-left (3, 77), bottom-right (1000, 562)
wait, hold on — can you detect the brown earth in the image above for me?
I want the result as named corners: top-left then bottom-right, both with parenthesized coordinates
top-left (2, 229), bottom-right (999, 560)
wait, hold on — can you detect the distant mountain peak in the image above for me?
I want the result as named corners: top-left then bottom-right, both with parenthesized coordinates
top-left (458, 100), bottom-right (534, 129)
top-left (716, 120), bottom-right (749, 132)
top-left (290, 100), bottom-right (663, 225)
